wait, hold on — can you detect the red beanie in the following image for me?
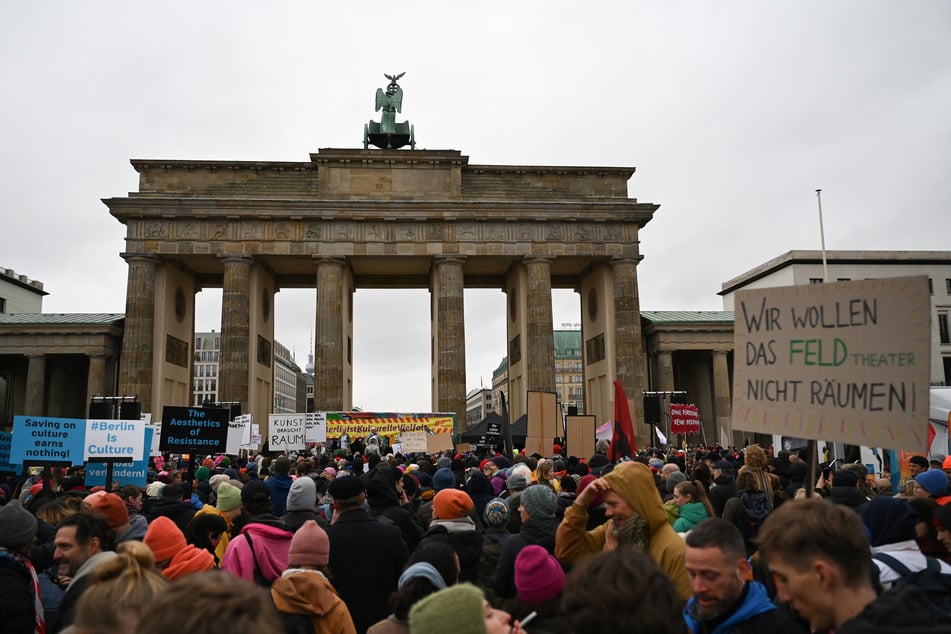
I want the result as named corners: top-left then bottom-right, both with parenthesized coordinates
top-left (515, 544), bottom-right (565, 603)
top-left (163, 544), bottom-right (215, 581)
top-left (144, 516), bottom-right (187, 563)
top-left (433, 489), bottom-right (474, 520)
top-left (88, 493), bottom-right (129, 529)
top-left (288, 520), bottom-right (330, 566)
top-left (576, 475), bottom-right (604, 507)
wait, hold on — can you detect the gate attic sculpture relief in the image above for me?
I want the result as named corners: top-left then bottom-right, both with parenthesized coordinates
top-left (105, 148), bottom-right (658, 445)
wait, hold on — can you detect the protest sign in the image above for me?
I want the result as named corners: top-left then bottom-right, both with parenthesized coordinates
top-left (85, 428), bottom-right (153, 488)
top-left (401, 431), bottom-right (428, 453)
top-left (250, 423), bottom-right (261, 450)
top-left (84, 418), bottom-right (145, 461)
top-left (670, 404), bottom-right (701, 434)
top-left (269, 413), bottom-right (306, 452)
top-left (323, 412), bottom-right (455, 438)
top-left (0, 431), bottom-right (21, 474)
top-left (160, 406), bottom-right (229, 454)
top-left (10, 416), bottom-right (86, 465)
top-left (732, 276), bottom-right (930, 452)
top-left (306, 412), bottom-right (327, 443)
top-left (226, 415), bottom-right (251, 455)
top-left (427, 432), bottom-right (454, 453)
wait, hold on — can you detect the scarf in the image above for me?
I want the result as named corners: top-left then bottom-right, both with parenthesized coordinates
top-left (607, 511), bottom-right (650, 550)
top-left (0, 548), bottom-right (45, 634)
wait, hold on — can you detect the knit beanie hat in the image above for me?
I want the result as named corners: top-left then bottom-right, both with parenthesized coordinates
top-left (576, 475), bottom-right (604, 507)
top-left (0, 501), bottom-right (38, 548)
top-left (666, 470), bottom-right (688, 494)
top-left (195, 466), bottom-right (210, 482)
top-left (216, 482), bottom-right (242, 512)
top-left (505, 472), bottom-right (529, 492)
top-left (433, 489), bottom-right (474, 520)
top-left (436, 456), bottom-right (452, 470)
top-left (409, 583), bottom-right (485, 634)
top-left (209, 474), bottom-right (230, 492)
top-left (202, 457), bottom-right (215, 469)
top-left (286, 477), bottom-right (317, 513)
top-left (144, 516), bottom-right (187, 563)
top-left (916, 470), bottom-right (950, 497)
top-left (89, 493), bottom-right (130, 529)
top-left (519, 484), bottom-right (557, 520)
top-left (241, 480), bottom-right (272, 505)
top-left (515, 544), bottom-right (565, 604)
top-left (483, 498), bottom-right (509, 528)
top-left (433, 468), bottom-right (456, 492)
top-left (163, 544), bottom-right (215, 581)
top-left (146, 481), bottom-right (166, 498)
top-left (861, 495), bottom-right (918, 547)
top-left (288, 520), bottom-right (330, 566)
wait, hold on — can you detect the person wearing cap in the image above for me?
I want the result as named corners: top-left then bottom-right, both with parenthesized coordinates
top-left (86, 491), bottom-right (149, 545)
top-left (556, 461), bottom-right (691, 600)
top-left (0, 501), bottom-right (44, 633)
top-left (283, 476), bottom-right (329, 532)
top-left (368, 540), bottom-right (460, 634)
top-left (143, 482), bottom-right (197, 532)
top-left (365, 464), bottom-right (423, 552)
top-left (50, 512), bottom-right (118, 633)
top-left (512, 544), bottom-right (566, 632)
top-left (266, 457), bottom-right (295, 517)
top-left (417, 466), bottom-right (458, 530)
top-left (914, 469), bottom-right (951, 505)
top-left (325, 473), bottom-right (408, 634)
top-left (271, 520), bottom-right (356, 634)
top-left (192, 480), bottom-right (242, 564)
top-left (708, 460), bottom-right (737, 518)
top-left (143, 516), bottom-right (215, 581)
top-left (419, 488), bottom-right (483, 585)
top-left (492, 484), bottom-right (561, 599)
top-left (408, 583), bottom-right (526, 634)
top-left (503, 465), bottom-right (532, 534)
top-left (221, 479), bottom-right (294, 586)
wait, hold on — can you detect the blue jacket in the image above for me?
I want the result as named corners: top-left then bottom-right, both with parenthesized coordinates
top-left (266, 473), bottom-right (294, 516)
top-left (683, 581), bottom-right (779, 634)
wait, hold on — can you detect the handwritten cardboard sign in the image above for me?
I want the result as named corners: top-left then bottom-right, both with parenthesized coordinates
top-left (269, 413), bottom-right (306, 452)
top-left (732, 276), bottom-right (930, 452)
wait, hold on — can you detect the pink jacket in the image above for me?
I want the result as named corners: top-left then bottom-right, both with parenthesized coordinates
top-left (222, 522), bottom-right (293, 583)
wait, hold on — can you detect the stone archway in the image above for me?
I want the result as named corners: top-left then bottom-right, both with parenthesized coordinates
top-left (106, 148), bottom-right (659, 443)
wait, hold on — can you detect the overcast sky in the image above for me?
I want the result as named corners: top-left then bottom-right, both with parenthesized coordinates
top-left (2, 2), bottom-right (949, 413)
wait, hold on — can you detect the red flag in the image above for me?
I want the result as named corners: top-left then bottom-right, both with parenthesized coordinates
top-left (608, 379), bottom-right (637, 461)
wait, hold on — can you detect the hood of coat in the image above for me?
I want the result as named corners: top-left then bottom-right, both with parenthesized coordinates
top-left (601, 462), bottom-right (669, 533)
top-left (271, 570), bottom-right (340, 617)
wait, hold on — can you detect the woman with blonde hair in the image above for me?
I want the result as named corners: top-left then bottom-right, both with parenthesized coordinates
top-left (533, 459), bottom-right (560, 493)
top-left (66, 540), bottom-right (168, 634)
top-left (738, 444), bottom-right (781, 508)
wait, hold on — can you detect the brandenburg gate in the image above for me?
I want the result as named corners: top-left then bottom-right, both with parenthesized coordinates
top-left (106, 138), bottom-right (658, 444)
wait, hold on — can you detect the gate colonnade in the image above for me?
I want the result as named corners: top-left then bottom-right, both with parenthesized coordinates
top-left (105, 148), bottom-right (659, 444)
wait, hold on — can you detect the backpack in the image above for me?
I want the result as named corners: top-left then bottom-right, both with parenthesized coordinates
top-left (737, 490), bottom-right (771, 540)
top-left (872, 552), bottom-right (951, 618)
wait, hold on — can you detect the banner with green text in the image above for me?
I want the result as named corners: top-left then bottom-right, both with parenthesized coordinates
top-left (732, 276), bottom-right (931, 452)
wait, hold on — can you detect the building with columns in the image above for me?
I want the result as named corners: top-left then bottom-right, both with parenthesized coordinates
top-left (104, 147), bottom-right (659, 445)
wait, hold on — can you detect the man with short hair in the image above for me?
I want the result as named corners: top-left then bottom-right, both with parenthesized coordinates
top-left (325, 474), bottom-right (407, 634)
top-left (758, 499), bottom-right (948, 633)
top-left (50, 512), bottom-right (117, 633)
top-left (683, 518), bottom-right (802, 633)
top-left (909, 455), bottom-right (929, 478)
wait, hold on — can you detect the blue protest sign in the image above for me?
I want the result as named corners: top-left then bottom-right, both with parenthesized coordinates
top-left (0, 431), bottom-right (21, 474)
top-left (9, 416), bottom-right (86, 465)
top-left (85, 428), bottom-right (153, 488)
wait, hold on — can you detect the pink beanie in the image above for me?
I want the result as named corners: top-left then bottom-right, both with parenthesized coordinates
top-left (288, 520), bottom-right (330, 566)
top-left (515, 545), bottom-right (565, 604)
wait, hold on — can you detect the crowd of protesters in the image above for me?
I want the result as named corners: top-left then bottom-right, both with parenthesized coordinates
top-left (2, 435), bottom-right (951, 633)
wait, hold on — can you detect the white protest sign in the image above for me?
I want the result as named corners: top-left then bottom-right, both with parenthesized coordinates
top-left (148, 422), bottom-right (163, 457)
top-left (84, 419), bottom-right (145, 461)
top-left (250, 423), bottom-right (261, 450)
top-left (732, 276), bottom-right (931, 452)
top-left (226, 415), bottom-right (251, 455)
top-left (306, 412), bottom-right (327, 443)
top-left (401, 431), bottom-right (428, 453)
top-left (269, 414), bottom-right (306, 452)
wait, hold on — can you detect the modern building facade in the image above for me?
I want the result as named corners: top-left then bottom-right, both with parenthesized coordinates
top-left (720, 251), bottom-right (951, 386)
top-left (465, 387), bottom-right (493, 429)
top-left (0, 268), bottom-right (47, 314)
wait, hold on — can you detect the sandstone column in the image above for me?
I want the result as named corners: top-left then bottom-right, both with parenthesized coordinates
top-left (119, 253), bottom-right (157, 413)
top-left (525, 256), bottom-right (555, 393)
top-left (611, 257), bottom-right (648, 447)
top-left (86, 355), bottom-right (107, 403)
top-left (432, 256), bottom-right (467, 425)
top-left (712, 350), bottom-right (733, 445)
top-left (657, 351), bottom-right (675, 392)
top-left (315, 257), bottom-right (346, 411)
top-left (25, 354), bottom-right (46, 416)
top-left (218, 255), bottom-right (253, 409)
